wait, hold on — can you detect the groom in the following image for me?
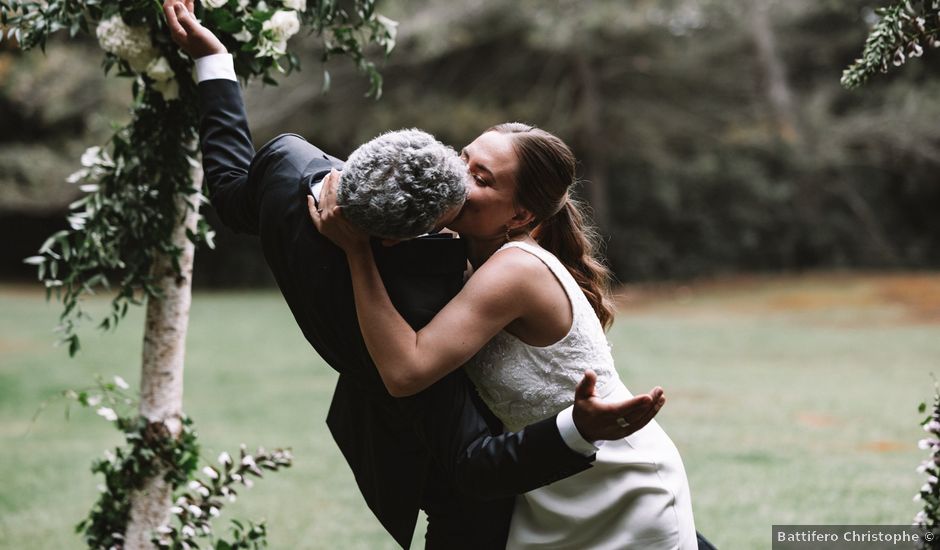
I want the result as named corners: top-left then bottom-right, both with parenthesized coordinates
top-left (164, 3), bottom-right (669, 548)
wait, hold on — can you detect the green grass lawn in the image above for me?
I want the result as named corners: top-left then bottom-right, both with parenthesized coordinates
top-left (0, 273), bottom-right (936, 549)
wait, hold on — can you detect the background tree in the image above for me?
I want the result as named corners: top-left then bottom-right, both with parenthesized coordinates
top-left (4, 1), bottom-right (940, 283)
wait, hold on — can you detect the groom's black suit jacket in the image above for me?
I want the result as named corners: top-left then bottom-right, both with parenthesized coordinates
top-left (197, 78), bottom-right (593, 548)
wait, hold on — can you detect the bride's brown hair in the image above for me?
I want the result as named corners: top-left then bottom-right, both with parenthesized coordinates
top-left (488, 122), bottom-right (615, 329)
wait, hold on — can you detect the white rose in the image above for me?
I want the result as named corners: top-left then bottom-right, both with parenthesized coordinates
top-left (282, 0), bottom-right (305, 12)
top-left (95, 15), bottom-right (157, 72)
top-left (146, 56), bottom-right (174, 82)
top-left (204, 0), bottom-right (228, 8)
top-left (233, 28), bottom-right (253, 42)
top-left (153, 78), bottom-right (180, 101)
top-left (237, 0), bottom-right (250, 10)
top-left (263, 10), bottom-right (300, 42)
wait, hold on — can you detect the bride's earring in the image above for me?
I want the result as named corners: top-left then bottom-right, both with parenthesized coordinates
top-left (504, 225), bottom-right (511, 243)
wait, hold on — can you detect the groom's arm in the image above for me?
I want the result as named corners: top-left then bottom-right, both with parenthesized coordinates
top-left (166, 0), bottom-right (271, 235)
top-left (404, 368), bottom-right (664, 500)
top-left (197, 72), bottom-right (263, 235)
top-left (405, 372), bottom-right (591, 499)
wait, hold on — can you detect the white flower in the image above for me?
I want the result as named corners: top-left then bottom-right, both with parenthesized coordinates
top-left (187, 480), bottom-right (202, 491)
top-left (919, 438), bottom-right (937, 450)
top-left (197, 486), bottom-right (210, 497)
top-left (181, 525), bottom-right (196, 537)
top-left (187, 505), bottom-right (203, 517)
top-left (924, 483), bottom-right (933, 492)
top-left (202, 466), bottom-right (219, 479)
top-left (66, 169), bottom-right (86, 184)
top-left (376, 14), bottom-right (398, 54)
top-left (218, 451), bottom-right (232, 465)
top-left (153, 78), bottom-right (180, 101)
top-left (67, 214), bottom-right (86, 230)
top-left (237, 0), bottom-right (250, 10)
top-left (146, 57), bottom-right (174, 82)
top-left (926, 420), bottom-right (940, 433)
top-left (256, 37), bottom-right (288, 57)
top-left (209, 506), bottom-right (220, 517)
top-left (241, 455), bottom-right (256, 468)
top-left (263, 10), bottom-right (300, 44)
top-left (170, 506), bottom-right (184, 515)
top-left (96, 407), bottom-right (118, 421)
top-left (96, 15), bottom-right (157, 72)
top-left (156, 525), bottom-right (173, 535)
top-left (114, 376), bottom-right (129, 390)
top-left (81, 146), bottom-right (102, 167)
top-left (233, 28), bottom-right (253, 42)
top-left (204, 0), bottom-right (228, 8)
top-left (243, 477), bottom-right (254, 488)
top-left (104, 450), bottom-right (116, 462)
top-left (97, 484), bottom-right (107, 493)
top-left (282, 0), bottom-right (305, 11)
top-left (918, 461), bottom-right (932, 474)
top-left (86, 395), bottom-right (102, 407)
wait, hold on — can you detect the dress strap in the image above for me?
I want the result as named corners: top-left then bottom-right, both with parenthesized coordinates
top-left (497, 241), bottom-right (585, 311)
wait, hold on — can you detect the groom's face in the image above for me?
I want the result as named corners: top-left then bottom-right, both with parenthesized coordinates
top-left (429, 201), bottom-right (465, 233)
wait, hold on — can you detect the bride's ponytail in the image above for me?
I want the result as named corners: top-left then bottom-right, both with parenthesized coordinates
top-left (533, 198), bottom-right (614, 329)
top-left (489, 123), bottom-right (615, 329)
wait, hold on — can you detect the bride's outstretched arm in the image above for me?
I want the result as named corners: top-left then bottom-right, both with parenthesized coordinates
top-left (310, 174), bottom-right (529, 397)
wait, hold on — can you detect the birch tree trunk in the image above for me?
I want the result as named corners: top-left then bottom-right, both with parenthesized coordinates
top-left (124, 161), bottom-right (203, 550)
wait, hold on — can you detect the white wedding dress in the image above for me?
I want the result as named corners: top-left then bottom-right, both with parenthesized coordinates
top-left (466, 241), bottom-right (697, 549)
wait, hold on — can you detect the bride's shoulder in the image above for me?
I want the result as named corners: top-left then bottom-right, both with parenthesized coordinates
top-left (473, 245), bottom-right (554, 288)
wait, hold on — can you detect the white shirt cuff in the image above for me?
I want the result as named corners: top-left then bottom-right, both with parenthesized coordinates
top-left (195, 53), bottom-right (236, 83)
top-left (310, 179), bottom-right (324, 203)
top-left (556, 404), bottom-right (600, 456)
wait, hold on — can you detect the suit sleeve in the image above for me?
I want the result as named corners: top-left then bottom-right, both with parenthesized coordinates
top-left (403, 370), bottom-right (594, 500)
top-left (197, 78), bottom-right (266, 235)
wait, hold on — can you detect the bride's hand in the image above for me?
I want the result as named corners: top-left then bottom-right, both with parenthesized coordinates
top-left (572, 370), bottom-right (666, 442)
top-left (308, 169), bottom-right (371, 254)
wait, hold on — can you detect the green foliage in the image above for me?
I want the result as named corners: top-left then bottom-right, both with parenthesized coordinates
top-left (842, 1), bottom-right (940, 89)
top-left (59, 381), bottom-right (292, 550)
top-left (1, 0), bottom-right (395, 355)
top-left (152, 446), bottom-right (292, 549)
top-left (915, 382), bottom-right (940, 547)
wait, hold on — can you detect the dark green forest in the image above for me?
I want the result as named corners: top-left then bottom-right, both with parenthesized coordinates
top-left (3, 0), bottom-right (939, 284)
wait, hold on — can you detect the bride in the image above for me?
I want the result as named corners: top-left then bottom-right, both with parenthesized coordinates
top-left (312, 122), bottom-right (697, 549)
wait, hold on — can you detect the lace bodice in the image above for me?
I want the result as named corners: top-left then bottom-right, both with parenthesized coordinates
top-left (465, 241), bottom-right (618, 431)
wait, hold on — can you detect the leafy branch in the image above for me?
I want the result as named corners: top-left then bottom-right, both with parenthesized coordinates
top-left (842, 0), bottom-right (940, 89)
top-left (2, 0), bottom-right (397, 355)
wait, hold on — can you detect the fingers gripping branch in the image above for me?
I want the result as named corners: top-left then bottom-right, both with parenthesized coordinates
top-left (162, 0), bottom-right (226, 58)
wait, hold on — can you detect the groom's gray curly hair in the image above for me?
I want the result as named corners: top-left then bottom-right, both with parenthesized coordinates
top-left (337, 129), bottom-right (469, 239)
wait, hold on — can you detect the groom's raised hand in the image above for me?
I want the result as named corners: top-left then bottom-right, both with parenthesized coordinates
top-left (572, 369), bottom-right (665, 442)
top-left (163, 0), bottom-right (227, 58)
